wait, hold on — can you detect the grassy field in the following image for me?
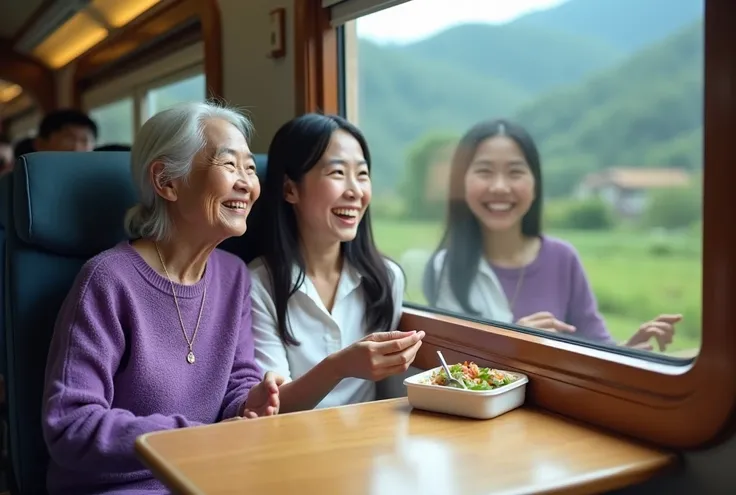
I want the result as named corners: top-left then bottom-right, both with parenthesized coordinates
top-left (372, 217), bottom-right (702, 356)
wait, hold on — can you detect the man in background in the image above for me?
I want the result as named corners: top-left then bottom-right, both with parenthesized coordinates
top-left (34, 109), bottom-right (98, 152)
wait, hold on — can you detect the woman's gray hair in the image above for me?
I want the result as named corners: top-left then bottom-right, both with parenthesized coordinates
top-left (124, 100), bottom-right (253, 241)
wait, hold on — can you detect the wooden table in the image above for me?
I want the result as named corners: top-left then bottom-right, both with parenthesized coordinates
top-left (136, 398), bottom-right (676, 495)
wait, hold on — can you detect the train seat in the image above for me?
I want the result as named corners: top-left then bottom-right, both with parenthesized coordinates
top-left (4, 151), bottom-right (135, 495)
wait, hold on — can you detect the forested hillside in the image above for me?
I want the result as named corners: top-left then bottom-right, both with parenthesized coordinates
top-left (516, 20), bottom-right (704, 197)
top-left (514, 0), bottom-right (702, 51)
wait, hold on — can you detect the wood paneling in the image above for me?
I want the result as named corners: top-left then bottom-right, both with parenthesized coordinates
top-left (294, 0), bottom-right (339, 115)
top-left (0, 38), bottom-right (55, 112)
top-left (73, 0), bottom-right (222, 106)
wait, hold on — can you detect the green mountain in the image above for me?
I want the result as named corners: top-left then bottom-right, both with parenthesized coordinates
top-left (513, 0), bottom-right (704, 52)
top-left (516, 20), bottom-right (704, 197)
top-left (397, 23), bottom-right (622, 94)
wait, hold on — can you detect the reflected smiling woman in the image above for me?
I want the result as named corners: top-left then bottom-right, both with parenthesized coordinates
top-left (42, 102), bottom-right (282, 495)
top-left (423, 119), bottom-right (680, 351)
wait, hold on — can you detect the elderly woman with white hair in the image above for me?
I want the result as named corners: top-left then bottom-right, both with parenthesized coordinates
top-left (41, 101), bottom-right (281, 495)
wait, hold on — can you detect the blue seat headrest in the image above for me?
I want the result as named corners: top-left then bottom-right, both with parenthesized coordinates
top-left (11, 151), bottom-right (268, 259)
top-left (12, 151), bottom-right (136, 257)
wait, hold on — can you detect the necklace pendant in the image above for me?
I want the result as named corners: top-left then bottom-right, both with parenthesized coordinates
top-left (186, 351), bottom-right (196, 364)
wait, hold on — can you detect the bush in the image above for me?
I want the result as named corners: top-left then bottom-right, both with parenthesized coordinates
top-left (648, 237), bottom-right (674, 257)
top-left (544, 198), bottom-right (616, 230)
top-left (399, 133), bottom-right (458, 221)
top-left (370, 195), bottom-right (404, 221)
top-left (641, 184), bottom-right (702, 230)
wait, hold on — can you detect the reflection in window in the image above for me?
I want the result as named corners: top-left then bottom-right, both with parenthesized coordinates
top-left (89, 98), bottom-right (134, 147)
top-left (147, 73), bottom-right (206, 115)
top-left (347, 0), bottom-right (704, 358)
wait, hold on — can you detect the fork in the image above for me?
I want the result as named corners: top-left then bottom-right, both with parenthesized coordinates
top-left (437, 351), bottom-right (467, 389)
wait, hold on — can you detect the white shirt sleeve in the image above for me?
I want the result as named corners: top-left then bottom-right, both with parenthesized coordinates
top-left (386, 259), bottom-right (406, 331)
top-left (431, 249), bottom-right (514, 323)
top-left (429, 249), bottom-right (465, 314)
top-left (249, 262), bottom-right (293, 382)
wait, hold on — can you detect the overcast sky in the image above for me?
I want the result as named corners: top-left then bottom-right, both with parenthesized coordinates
top-left (357, 0), bottom-right (569, 44)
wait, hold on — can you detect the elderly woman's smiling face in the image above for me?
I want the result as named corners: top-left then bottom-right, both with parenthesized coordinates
top-left (159, 117), bottom-right (260, 241)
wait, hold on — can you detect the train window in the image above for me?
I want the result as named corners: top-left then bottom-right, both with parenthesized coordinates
top-left (89, 97), bottom-right (135, 147)
top-left (146, 73), bottom-right (206, 116)
top-left (82, 43), bottom-right (204, 136)
top-left (339, 0), bottom-right (704, 361)
top-left (5, 109), bottom-right (41, 141)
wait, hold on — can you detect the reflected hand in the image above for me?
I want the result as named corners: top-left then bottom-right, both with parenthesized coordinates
top-left (240, 371), bottom-right (284, 419)
top-left (335, 330), bottom-right (425, 381)
top-left (516, 312), bottom-right (576, 334)
top-left (625, 314), bottom-right (681, 352)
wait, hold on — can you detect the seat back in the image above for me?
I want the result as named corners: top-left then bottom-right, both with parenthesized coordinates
top-left (219, 153), bottom-right (268, 263)
top-left (4, 151), bottom-right (135, 495)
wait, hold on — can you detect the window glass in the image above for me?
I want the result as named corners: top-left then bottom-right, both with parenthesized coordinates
top-left (147, 73), bottom-right (206, 115)
top-left (346, 0), bottom-right (704, 359)
top-left (89, 97), bottom-right (134, 147)
top-left (7, 110), bottom-right (41, 141)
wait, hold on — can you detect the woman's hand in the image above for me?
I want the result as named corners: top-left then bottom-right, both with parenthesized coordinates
top-left (624, 314), bottom-right (681, 351)
top-left (516, 311), bottom-right (576, 334)
top-left (333, 330), bottom-right (425, 382)
top-left (239, 371), bottom-right (285, 419)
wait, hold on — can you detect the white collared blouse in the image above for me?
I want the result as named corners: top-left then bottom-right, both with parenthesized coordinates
top-left (248, 256), bottom-right (405, 409)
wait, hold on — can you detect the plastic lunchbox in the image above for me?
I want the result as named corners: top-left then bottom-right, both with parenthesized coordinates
top-left (403, 366), bottom-right (529, 419)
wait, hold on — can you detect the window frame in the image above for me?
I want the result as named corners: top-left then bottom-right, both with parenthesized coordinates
top-left (82, 52), bottom-right (205, 138)
top-left (297, 0), bottom-right (736, 450)
top-left (140, 65), bottom-right (207, 119)
top-left (294, 0), bottom-right (340, 115)
top-left (82, 42), bottom-right (204, 111)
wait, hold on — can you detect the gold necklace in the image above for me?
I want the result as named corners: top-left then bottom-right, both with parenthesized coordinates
top-left (155, 242), bottom-right (207, 364)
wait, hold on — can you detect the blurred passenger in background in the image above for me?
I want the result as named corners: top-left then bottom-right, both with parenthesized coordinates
top-left (35, 109), bottom-right (97, 152)
top-left (423, 119), bottom-right (679, 352)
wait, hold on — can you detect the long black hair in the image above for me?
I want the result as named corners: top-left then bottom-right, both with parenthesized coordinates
top-left (254, 113), bottom-right (395, 346)
top-left (422, 119), bottom-right (543, 315)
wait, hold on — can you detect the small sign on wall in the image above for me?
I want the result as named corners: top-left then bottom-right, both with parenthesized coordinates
top-left (269, 8), bottom-right (286, 59)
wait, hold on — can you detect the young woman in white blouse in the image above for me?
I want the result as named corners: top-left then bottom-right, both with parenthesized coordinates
top-left (247, 113), bottom-right (424, 412)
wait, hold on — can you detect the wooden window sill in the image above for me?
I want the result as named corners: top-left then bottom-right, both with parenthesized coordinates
top-left (400, 306), bottom-right (734, 448)
top-left (136, 398), bottom-right (676, 495)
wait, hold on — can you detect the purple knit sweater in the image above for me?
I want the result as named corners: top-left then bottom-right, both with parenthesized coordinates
top-left (42, 241), bottom-right (263, 494)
